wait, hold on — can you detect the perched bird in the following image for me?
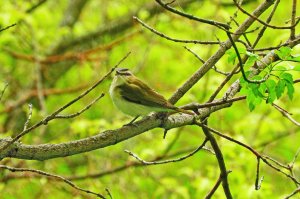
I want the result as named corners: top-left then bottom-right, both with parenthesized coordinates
top-left (109, 68), bottom-right (193, 123)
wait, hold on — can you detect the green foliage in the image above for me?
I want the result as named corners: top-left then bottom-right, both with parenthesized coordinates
top-left (236, 47), bottom-right (299, 111)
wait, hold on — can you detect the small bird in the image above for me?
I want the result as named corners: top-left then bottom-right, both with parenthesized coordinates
top-left (109, 68), bottom-right (193, 123)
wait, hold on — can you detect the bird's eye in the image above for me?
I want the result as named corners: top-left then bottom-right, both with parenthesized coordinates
top-left (121, 72), bottom-right (131, 76)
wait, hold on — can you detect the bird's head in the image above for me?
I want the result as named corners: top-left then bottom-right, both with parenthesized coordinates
top-left (115, 68), bottom-right (133, 77)
top-left (113, 68), bottom-right (134, 85)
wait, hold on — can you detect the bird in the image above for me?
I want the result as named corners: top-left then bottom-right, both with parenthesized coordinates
top-left (109, 68), bottom-right (193, 124)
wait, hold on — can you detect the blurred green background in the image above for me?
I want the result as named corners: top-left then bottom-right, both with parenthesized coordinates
top-left (0, 0), bottom-right (300, 198)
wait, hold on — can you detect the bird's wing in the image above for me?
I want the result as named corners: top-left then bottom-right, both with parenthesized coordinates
top-left (117, 77), bottom-right (174, 109)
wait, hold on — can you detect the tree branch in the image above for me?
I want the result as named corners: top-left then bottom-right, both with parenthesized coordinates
top-left (198, 121), bottom-right (232, 199)
top-left (125, 138), bottom-right (209, 165)
top-left (0, 165), bottom-right (106, 199)
top-left (0, 102), bottom-right (229, 160)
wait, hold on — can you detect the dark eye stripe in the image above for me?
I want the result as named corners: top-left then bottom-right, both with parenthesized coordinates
top-left (116, 71), bottom-right (131, 76)
top-left (119, 68), bottom-right (129, 72)
top-left (120, 72), bottom-right (131, 76)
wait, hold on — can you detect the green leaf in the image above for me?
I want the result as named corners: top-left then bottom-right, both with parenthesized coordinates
top-left (275, 79), bottom-right (285, 99)
top-left (280, 72), bottom-right (293, 84)
top-left (227, 50), bottom-right (237, 64)
top-left (276, 46), bottom-right (292, 60)
top-left (266, 79), bottom-right (276, 89)
top-left (246, 91), bottom-right (256, 111)
top-left (288, 55), bottom-right (300, 62)
top-left (238, 48), bottom-right (247, 54)
top-left (248, 102), bottom-right (255, 112)
top-left (286, 82), bottom-right (294, 100)
top-left (244, 52), bottom-right (259, 68)
top-left (240, 86), bottom-right (249, 95)
top-left (266, 79), bottom-right (276, 103)
top-left (267, 91), bottom-right (276, 104)
top-left (258, 82), bottom-right (267, 97)
top-left (273, 65), bottom-right (287, 71)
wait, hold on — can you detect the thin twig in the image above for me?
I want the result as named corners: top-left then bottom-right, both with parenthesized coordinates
top-left (0, 23), bottom-right (17, 33)
top-left (197, 123), bottom-right (300, 185)
top-left (0, 82), bottom-right (8, 102)
top-left (0, 83), bottom-right (91, 115)
top-left (255, 157), bottom-right (263, 190)
top-left (155, 0), bottom-right (230, 30)
top-left (55, 93), bottom-right (105, 119)
top-left (134, 17), bottom-right (219, 45)
top-left (23, 104), bottom-right (33, 131)
top-left (234, 0), bottom-right (300, 29)
top-left (294, 79), bottom-right (300, 84)
top-left (273, 103), bottom-right (300, 127)
top-left (184, 46), bottom-right (230, 75)
top-left (289, 147), bottom-right (300, 170)
top-left (252, 0), bottom-right (280, 48)
top-left (105, 188), bottom-right (113, 199)
top-left (208, 64), bottom-right (240, 102)
top-left (26, 0), bottom-right (47, 13)
top-left (205, 171), bottom-right (232, 199)
top-left (230, 16), bottom-right (252, 47)
top-left (125, 138), bottom-right (209, 165)
top-left (284, 187), bottom-right (300, 199)
top-left (181, 96), bottom-right (246, 110)
top-left (0, 165), bottom-right (106, 198)
top-left (264, 155), bottom-right (290, 170)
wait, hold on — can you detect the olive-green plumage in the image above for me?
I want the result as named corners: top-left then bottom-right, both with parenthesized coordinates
top-left (109, 68), bottom-right (193, 117)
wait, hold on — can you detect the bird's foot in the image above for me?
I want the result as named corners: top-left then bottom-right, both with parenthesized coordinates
top-left (155, 112), bottom-right (169, 128)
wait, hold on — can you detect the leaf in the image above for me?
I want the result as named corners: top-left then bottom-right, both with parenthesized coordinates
top-left (240, 87), bottom-right (249, 95)
top-left (250, 84), bottom-right (262, 97)
top-left (280, 72), bottom-right (293, 84)
top-left (266, 79), bottom-right (276, 103)
top-left (273, 65), bottom-right (287, 71)
top-left (258, 82), bottom-right (267, 97)
top-left (266, 79), bottom-right (276, 89)
top-left (227, 50), bottom-right (237, 64)
top-left (248, 102), bottom-right (255, 112)
top-left (244, 52), bottom-right (259, 68)
top-left (276, 46), bottom-right (292, 60)
top-left (246, 91), bottom-right (256, 111)
top-left (275, 79), bottom-right (285, 99)
top-left (286, 82), bottom-right (294, 100)
top-left (288, 55), bottom-right (300, 62)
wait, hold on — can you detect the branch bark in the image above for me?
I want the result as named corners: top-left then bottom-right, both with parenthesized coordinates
top-left (0, 104), bottom-right (228, 160)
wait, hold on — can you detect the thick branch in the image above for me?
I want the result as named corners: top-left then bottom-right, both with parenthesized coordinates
top-left (0, 104), bottom-right (229, 160)
top-left (200, 121), bottom-right (232, 199)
